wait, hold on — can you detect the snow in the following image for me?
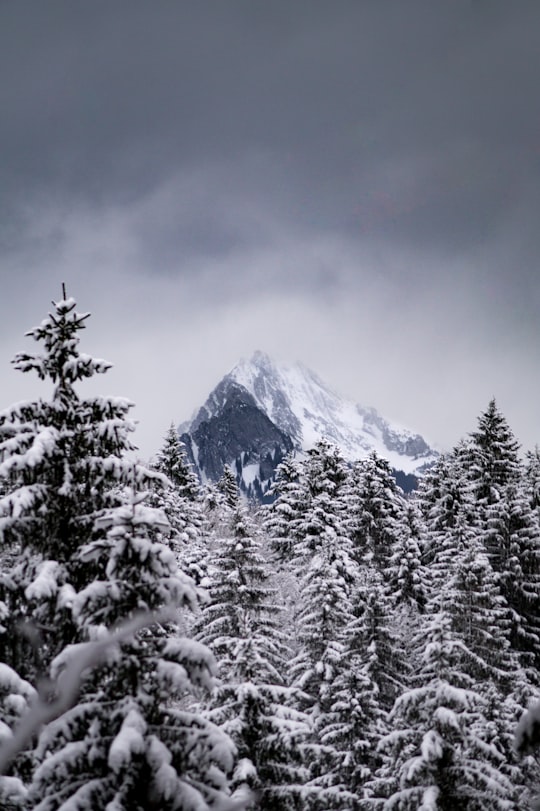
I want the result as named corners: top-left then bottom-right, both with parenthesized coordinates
top-left (419, 786), bottom-right (441, 811)
top-left (241, 463), bottom-right (260, 487)
top-left (208, 352), bottom-right (438, 475)
top-left (232, 757), bottom-right (256, 783)
top-left (515, 699), bottom-right (540, 754)
top-left (0, 663), bottom-right (35, 700)
top-left (0, 776), bottom-right (28, 803)
top-left (146, 735), bottom-right (172, 768)
top-left (420, 729), bottom-right (443, 761)
top-left (156, 659), bottom-right (190, 692)
top-left (108, 708), bottom-right (147, 772)
top-left (25, 560), bottom-right (61, 601)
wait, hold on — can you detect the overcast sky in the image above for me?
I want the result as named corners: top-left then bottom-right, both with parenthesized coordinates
top-left (1, 1), bottom-right (539, 460)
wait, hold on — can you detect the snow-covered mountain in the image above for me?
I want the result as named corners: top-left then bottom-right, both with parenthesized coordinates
top-left (179, 351), bottom-right (438, 499)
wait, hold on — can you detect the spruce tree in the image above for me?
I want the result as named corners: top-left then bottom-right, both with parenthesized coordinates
top-left (0, 295), bottom-right (236, 809)
top-left (372, 510), bottom-right (529, 809)
top-left (347, 453), bottom-right (407, 576)
top-left (388, 502), bottom-right (427, 613)
top-left (468, 399), bottom-right (521, 506)
top-left (288, 441), bottom-right (358, 808)
top-left (467, 403), bottom-right (540, 671)
top-left (217, 466), bottom-right (242, 512)
top-left (28, 491), bottom-right (234, 810)
top-left (0, 295), bottom-right (163, 680)
top-left (150, 425), bottom-right (209, 585)
top-left (263, 452), bottom-right (306, 563)
top-left (313, 573), bottom-right (401, 807)
top-left (152, 424), bottom-right (201, 502)
top-left (194, 493), bottom-right (307, 809)
top-left (372, 608), bottom-right (518, 810)
top-left (417, 442), bottom-right (539, 805)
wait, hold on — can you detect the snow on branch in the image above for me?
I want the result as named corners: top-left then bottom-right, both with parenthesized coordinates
top-left (514, 701), bottom-right (540, 811)
top-left (0, 610), bottom-right (172, 775)
top-left (514, 700), bottom-right (540, 755)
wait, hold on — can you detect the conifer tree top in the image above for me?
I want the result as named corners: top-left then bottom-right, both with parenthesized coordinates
top-left (11, 296), bottom-right (112, 399)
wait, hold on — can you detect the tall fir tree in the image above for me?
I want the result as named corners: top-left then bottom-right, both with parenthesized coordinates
top-left (288, 441), bottom-right (358, 809)
top-left (466, 402), bottom-right (540, 672)
top-left (28, 491), bottom-right (234, 810)
top-left (194, 490), bottom-right (307, 809)
top-left (468, 399), bottom-right (521, 507)
top-left (0, 295), bottom-right (164, 680)
top-left (372, 607), bottom-right (518, 810)
top-left (263, 452), bottom-right (307, 563)
top-left (346, 453), bottom-right (407, 577)
top-left (0, 295), bottom-right (236, 809)
top-left (150, 425), bottom-right (209, 585)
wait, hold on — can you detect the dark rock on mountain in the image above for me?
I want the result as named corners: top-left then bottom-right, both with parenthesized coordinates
top-left (180, 381), bottom-right (293, 489)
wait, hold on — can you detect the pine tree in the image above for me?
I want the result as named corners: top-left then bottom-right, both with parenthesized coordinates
top-left (0, 295), bottom-right (236, 809)
top-left (388, 502), bottom-right (427, 613)
top-left (313, 574), bottom-right (400, 807)
top-left (373, 609), bottom-right (518, 810)
top-left (0, 296), bottom-right (164, 681)
top-left (217, 466), bottom-right (242, 512)
top-left (263, 452), bottom-right (306, 563)
top-left (468, 399), bottom-right (521, 507)
top-left (152, 424), bottom-right (201, 502)
top-left (288, 441), bottom-right (358, 808)
top-left (418, 451), bottom-right (478, 592)
top-left (28, 491), bottom-right (234, 810)
top-left (372, 511), bottom-right (529, 809)
top-left (466, 403), bottom-right (540, 672)
top-left (347, 453), bottom-right (407, 576)
top-left (194, 497), bottom-right (307, 809)
top-left (150, 425), bottom-right (209, 585)
top-left (415, 443), bottom-right (538, 805)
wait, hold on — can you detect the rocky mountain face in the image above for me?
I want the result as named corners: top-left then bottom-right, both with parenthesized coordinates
top-left (179, 351), bottom-right (438, 499)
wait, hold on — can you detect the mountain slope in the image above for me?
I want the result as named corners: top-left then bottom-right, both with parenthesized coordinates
top-left (179, 351), bottom-right (438, 497)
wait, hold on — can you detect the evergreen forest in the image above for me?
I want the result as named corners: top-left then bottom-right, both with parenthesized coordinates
top-left (0, 295), bottom-right (539, 810)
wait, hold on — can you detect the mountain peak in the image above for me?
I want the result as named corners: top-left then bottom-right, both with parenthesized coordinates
top-left (179, 351), bottom-right (437, 496)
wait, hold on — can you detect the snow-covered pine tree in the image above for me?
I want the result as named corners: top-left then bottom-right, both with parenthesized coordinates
top-left (263, 452), bottom-right (306, 563)
top-left (150, 425), bottom-right (209, 585)
top-left (420, 441), bottom-right (540, 803)
top-left (288, 440), bottom-right (359, 808)
top-left (152, 424), bottom-right (201, 502)
top-left (0, 295), bottom-right (236, 809)
top-left (486, 479), bottom-right (540, 674)
top-left (313, 570), bottom-right (403, 807)
top-left (388, 502), bottom-right (427, 614)
top-left (466, 403), bottom-right (540, 672)
top-left (28, 490), bottom-right (234, 810)
top-left (417, 450), bottom-right (478, 591)
top-left (372, 494), bottom-right (533, 809)
top-left (468, 399), bottom-right (521, 507)
top-left (194, 491), bottom-right (308, 809)
top-left (0, 295), bottom-right (164, 681)
top-left (353, 575), bottom-right (412, 717)
top-left (372, 606), bottom-right (518, 810)
top-left (217, 466), bottom-right (242, 512)
top-left (346, 452), bottom-right (408, 577)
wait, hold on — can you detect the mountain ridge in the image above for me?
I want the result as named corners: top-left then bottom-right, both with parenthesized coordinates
top-left (179, 351), bottom-right (438, 499)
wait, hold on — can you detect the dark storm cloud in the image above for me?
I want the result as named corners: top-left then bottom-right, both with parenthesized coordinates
top-left (2, 0), bottom-right (540, 259)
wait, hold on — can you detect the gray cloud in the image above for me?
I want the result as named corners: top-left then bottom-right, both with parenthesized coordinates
top-left (1, 1), bottom-right (540, 458)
